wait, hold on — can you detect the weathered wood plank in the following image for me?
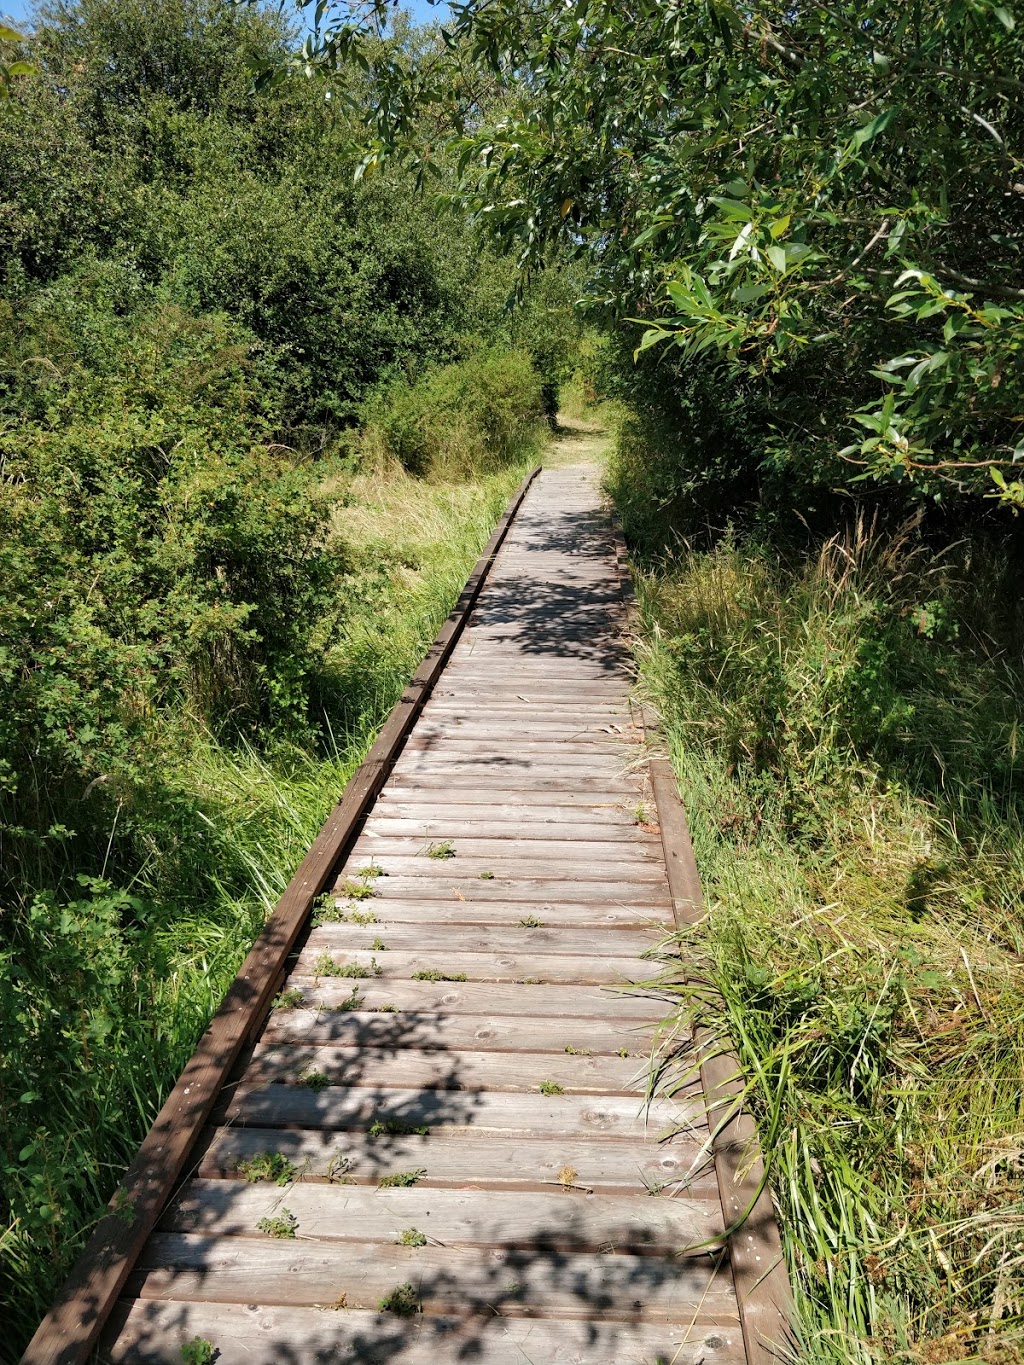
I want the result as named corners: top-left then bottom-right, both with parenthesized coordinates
top-left (199, 1124), bottom-right (717, 1193)
top-left (292, 946), bottom-right (669, 985)
top-left (280, 978), bottom-right (674, 1020)
top-left (308, 922), bottom-right (664, 959)
top-left (315, 897), bottom-right (670, 928)
top-left (350, 835), bottom-right (663, 863)
top-left (131, 1233), bottom-right (738, 1320)
top-left (328, 874), bottom-right (672, 906)
top-left (245, 1042), bottom-right (652, 1095)
top-left (361, 815), bottom-right (656, 841)
top-left (161, 1180), bottom-right (725, 1254)
top-left (104, 1299), bottom-right (745, 1364)
top-left (334, 854), bottom-right (667, 883)
top-left (222, 1082), bottom-right (708, 1140)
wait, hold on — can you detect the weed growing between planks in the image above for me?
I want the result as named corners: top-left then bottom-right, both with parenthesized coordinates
top-left (630, 521), bottom-right (1024, 1364)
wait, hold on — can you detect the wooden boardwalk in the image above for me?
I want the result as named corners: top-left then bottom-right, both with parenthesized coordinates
top-left (27, 464), bottom-right (790, 1364)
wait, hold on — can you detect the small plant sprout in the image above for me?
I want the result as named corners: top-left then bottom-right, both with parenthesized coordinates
top-left (314, 952), bottom-right (344, 977)
top-left (257, 1209), bottom-right (298, 1238)
top-left (379, 1282), bottom-right (420, 1316)
top-left (632, 802), bottom-right (650, 826)
top-left (333, 986), bottom-right (364, 1012)
top-left (111, 1188), bottom-right (135, 1225)
top-left (338, 878), bottom-right (376, 901)
top-left (539, 1079), bottom-right (565, 1096)
top-left (300, 1066), bottom-right (330, 1092)
top-left (377, 1168), bottom-right (426, 1188)
top-left (479, 870), bottom-right (495, 880)
top-left (558, 1165), bottom-right (578, 1188)
top-left (356, 863), bottom-right (384, 879)
top-left (272, 988), bottom-right (305, 1010)
top-left (323, 957), bottom-right (383, 979)
top-left (411, 968), bottom-right (467, 982)
top-left (398, 1227), bottom-right (427, 1247)
top-left (181, 1338), bottom-right (216, 1365)
top-left (564, 1044), bottom-right (592, 1056)
top-left (369, 1002), bottom-right (399, 1013)
top-left (425, 840), bottom-right (456, 859)
top-left (370, 936), bottom-right (388, 952)
top-left (237, 1152), bottom-right (296, 1186)
top-left (617, 1046), bottom-right (629, 1059)
top-left (326, 1153), bottom-right (354, 1184)
top-left (348, 908), bottom-right (380, 925)
top-left (369, 1119), bottom-right (429, 1137)
top-left (518, 914), bottom-right (543, 927)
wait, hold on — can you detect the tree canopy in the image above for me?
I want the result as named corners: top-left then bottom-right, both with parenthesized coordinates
top-left (304, 0), bottom-right (1024, 513)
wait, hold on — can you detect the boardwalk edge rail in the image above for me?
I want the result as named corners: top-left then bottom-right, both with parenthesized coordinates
top-left (21, 464), bottom-right (542, 1365)
top-left (650, 756), bottom-right (795, 1365)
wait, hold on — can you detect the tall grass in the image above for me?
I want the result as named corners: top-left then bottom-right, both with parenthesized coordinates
top-left (630, 520), bottom-right (1024, 1364)
top-left (1, 459), bottom-right (527, 1359)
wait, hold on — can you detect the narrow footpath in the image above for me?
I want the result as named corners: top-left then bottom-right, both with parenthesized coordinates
top-left (100, 463), bottom-right (777, 1363)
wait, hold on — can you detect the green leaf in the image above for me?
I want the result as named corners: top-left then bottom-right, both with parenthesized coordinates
top-left (851, 107), bottom-right (900, 151)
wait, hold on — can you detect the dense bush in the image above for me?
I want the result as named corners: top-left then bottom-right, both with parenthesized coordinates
top-left (361, 347), bottom-right (545, 476)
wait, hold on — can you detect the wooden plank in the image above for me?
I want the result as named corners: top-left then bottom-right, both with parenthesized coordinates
top-left (391, 753), bottom-right (639, 773)
top-left (328, 874), bottom-right (672, 905)
top-left (160, 1180), bottom-right (725, 1254)
top-left (651, 757), bottom-right (794, 1365)
top-left (280, 978), bottom-right (674, 1020)
top-left (131, 1233), bottom-right (738, 1320)
top-left (263, 1007), bottom-right (659, 1053)
top-left (222, 1083), bottom-right (707, 1140)
top-left (314, 897), bottom-right (671, 928)
top-left (361, 815), bottom-right (656, 841)
top-left (334, 855), bottom-right (666, 882)
top-left (306, 923), bottom-right (661, 959)
top-left (199, 1124), bottom-right (718, 1193)
top-left (378, 773), bottom-right (642, 792)
top-left (351, 835), bottom-right (662, 862)
top-left (377, 782), bottom-right (643, 804)
top-left (292, 946), bottom-right (666, 985)
top-left (104, 1299), bottom-right (745, 1364)
top-left (244, 1042), bottom-right (651, 1095)
top-left (19, 467), bottom-right (543, 1365)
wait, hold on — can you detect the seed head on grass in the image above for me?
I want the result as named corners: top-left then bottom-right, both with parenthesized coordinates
top-left (256, 1209), bottom-right (298, 1238)
top-left (377, 1168), bottom-right (426, 1188)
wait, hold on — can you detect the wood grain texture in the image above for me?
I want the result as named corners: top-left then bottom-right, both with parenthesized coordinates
top-left (103, 1300), bottom-right (745, 1364)
top-left (198, 1124), bottom-right (718, 1192)
top-left (160, 1179), bottom-right (726, 1252)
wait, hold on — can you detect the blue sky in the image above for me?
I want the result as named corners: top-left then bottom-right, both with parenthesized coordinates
top-left (1, 0), bottom-right (448, 32)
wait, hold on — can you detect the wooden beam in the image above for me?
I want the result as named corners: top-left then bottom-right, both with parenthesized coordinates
top-left (19, 466), bottom-right (541, 1365)
top-left (649, 756), bottom-right (795, 1365)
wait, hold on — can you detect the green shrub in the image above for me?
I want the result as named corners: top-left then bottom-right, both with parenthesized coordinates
top-left (362, 348), bottom-right (545, 477)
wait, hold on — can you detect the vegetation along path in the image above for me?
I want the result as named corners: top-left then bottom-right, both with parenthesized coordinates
top-left (26, 463), bottom-right (790, 1365)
